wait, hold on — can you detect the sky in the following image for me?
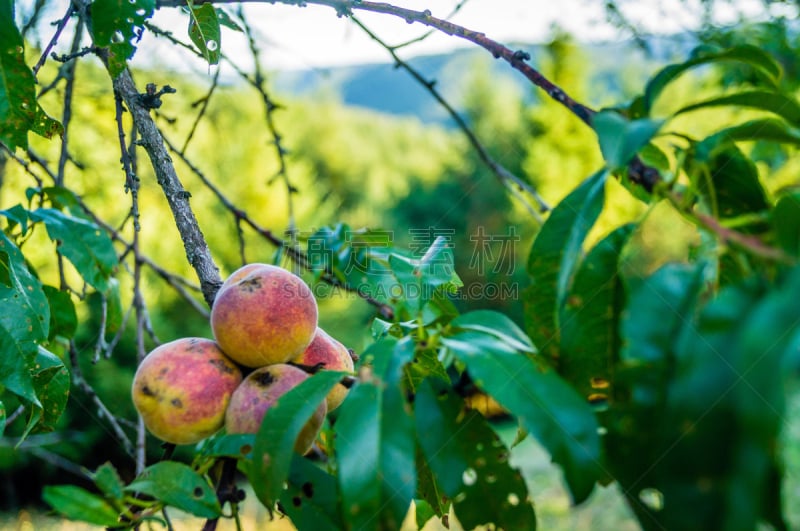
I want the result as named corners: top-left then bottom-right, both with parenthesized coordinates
top-left (22, 0), bottom-right (778, 73)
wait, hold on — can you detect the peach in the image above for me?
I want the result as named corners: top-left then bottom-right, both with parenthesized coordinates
top-left (131, 338), bottom-right (243, 445)
top-left (225, 364), bottom-right (327, 454)
top-left (292, 328), bottom-right (354, 411)
top-left (210, 264), bottom-right (318, 367)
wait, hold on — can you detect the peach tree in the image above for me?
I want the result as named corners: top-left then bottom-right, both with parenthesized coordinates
top-left (1, 0), bottom-right (800, 529)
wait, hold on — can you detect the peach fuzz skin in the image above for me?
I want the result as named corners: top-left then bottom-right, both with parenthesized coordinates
top-left (211, 264), bottom-right (318, 368)
top-left (225, 364), bottom-right (327, 455)
top-left (293, 327), bottom-right (354, 411)
top-left (131, 338), bottom-right (243, 445)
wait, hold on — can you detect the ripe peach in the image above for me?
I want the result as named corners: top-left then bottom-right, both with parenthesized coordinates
top-left (225, 364), bottom-right (327, 454)
top-left (131, 338), bottom-right (243, 445)
top-left (293, 328), bottom-right (354, 411)
top-left (210, 264), bottom-right (318, 367)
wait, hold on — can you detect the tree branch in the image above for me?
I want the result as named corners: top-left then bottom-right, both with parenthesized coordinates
top-left (105, 60), bottom-right (223, 305)
top-left (152, 0), bottom-right (660, 190)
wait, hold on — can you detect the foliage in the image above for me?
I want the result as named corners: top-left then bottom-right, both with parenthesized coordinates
top-left (1, 1), bottom-right (799, 530)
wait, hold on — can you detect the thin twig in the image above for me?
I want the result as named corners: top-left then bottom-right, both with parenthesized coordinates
top-left (32, 3), bottom-right (74, 76)
top-left (390, 0), bottom-right (472, 50)
top-left (153, 0), bottom-right (660, 190)
top-left (161, 134), bottom-right (395, 318)
top-left (237, 9), bottom-right (299, 252)
top-left (104, 56), bottom-right (223, 304)
top-left (353, 16), bottom-right (549, 218)
top-left (182, 67), bottom-right (221, 153)
top-left (68, 341), bottom-right (136, 459)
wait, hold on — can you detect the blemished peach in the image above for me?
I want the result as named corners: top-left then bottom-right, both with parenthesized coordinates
top-left (292, 328), bottom-right (354, 411)
top-left (224, 364), bottom-right (327, 454)
top-left (131, 338), bottom-right (243, 445)
top-left (210, 264), bottom-right (318, 367)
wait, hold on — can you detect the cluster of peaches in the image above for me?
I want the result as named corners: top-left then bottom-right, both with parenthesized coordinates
top-left (131, 263), bottom-right (354, 453)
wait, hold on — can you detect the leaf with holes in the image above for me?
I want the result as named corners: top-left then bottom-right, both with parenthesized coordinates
top-left (88, 0), bottom-right (156, 76)
top-left (337, 337), bottom-right (416, 530)
top-left (26, 347), bottom-right (69, 434)
top-left (188, 2), bottom-right (221, 65)
top-left (524, 169), bottom-right (607, 362)
top-left (30, 208), bottom-right (118, 293)
top-left (280, 455), bottom-right (344, 531)
top-left (126, 461), bottom-right (220, 518)
top-left (0, 233), bottom-right (48, 408)
top-left (560, 224), bottom-right (634, 400)
top-left (416, 380), bottom-right (535, 529)
top-left (43, 485), bottom-right (121, 527)
top-left (443, 331), bottom-right (601, 503)
top-left (0, 4), bottom-right (37, 150)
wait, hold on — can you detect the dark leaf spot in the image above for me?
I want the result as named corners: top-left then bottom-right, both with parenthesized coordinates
top-left (292, 496), bottom-right (302, 507)
top-left (301, 482), bottom-right (313, 498)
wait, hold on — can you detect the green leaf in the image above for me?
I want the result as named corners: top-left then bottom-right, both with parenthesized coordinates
top-left (89, 0), bottom-right (156, 76)
top-left (0, 325), bottom-right (36, 405)
top-left (451, 310), bottom-right (534, 353)
top-left (414, 499), bottom-right (436, 530)
top-left (524, 170), bottom-right (607, 362)
top-left (0, 4), bottom-right (36, 150)
top-left (0, 204), bottom-right (30, 233)
top-left (593, 111), bottom-right (664, 170)
top-left (415, 447), bottom-right (449, 520)
top-left (187, 3), bottom-right (221, 65)
top-left (42, 485), bottom-right (120, 527)
top-left (636, 45), bottom-right (782, 115)
top-left (27, 346), bottom-right (69, 434)
top-left (215, 8), bottom-right (242, 32)
top-left (703, 118), bottom-right (800, 147)
top-left (337, 338), bottom-right (416, 530)
top-left (105, 278), bottom-right (123, 333)
top-left (280, 455), bottom-right (344, 531)
top-left (126, 461), bottom-right (221, 518)
top-left (0, 233), bottom-right (48, 407)
top-left (611, 268), bottom-right (800, 529)
top-left (560, 224), bottom-right (634, 400)
top-left (30, 208), bottom-right (118, 292)
top-left (0, 232), bottom-right (49, 344)
top-left (773, 191), bottom-right (800, 256)
top-left (92, 462), bottom-right (125, 501)
top-left (200, 433), bottom-right (254, 458)
top-left (43, 286), bottom-right (77, 341)
top-left (404, 348), bottom-right (449, 393)
top-left (248, 370), bottom-right (342, 512)
top-left (415, 380), bottom-right (536, 529)
top-left (675, 91), bottom-right (800, 126)
top-left (621, 263), bottom-right (706, 367)
top-left (443, 332), bottom-right (601, 503)
top-left (31, 103), bottom-right (63, 140)
top-left (692, 142), bottom-right (768, 219)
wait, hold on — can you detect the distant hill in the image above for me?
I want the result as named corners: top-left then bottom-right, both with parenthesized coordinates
top-left (271, 34), bottom-right (696, 124)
